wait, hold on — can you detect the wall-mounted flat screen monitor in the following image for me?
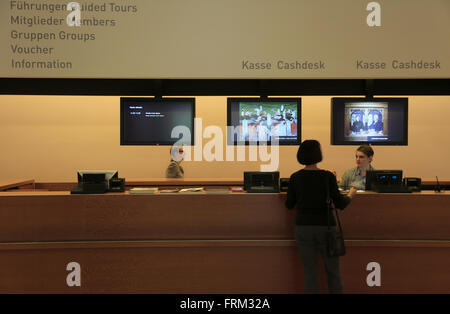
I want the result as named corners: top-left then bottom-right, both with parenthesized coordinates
top-left (331, 97), bottom-right (408, 145)
top-left (227, 98), bottom-right (301, 145)
top-left (121, 98), bottom-right (195, 145)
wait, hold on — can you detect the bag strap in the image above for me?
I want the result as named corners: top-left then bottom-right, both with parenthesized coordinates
top-left (334, 204), bottom-right (344, 235)
top-left (325, 173), bottom-right (344, 234)
top-left (325, 173), bottom-right (332, 230)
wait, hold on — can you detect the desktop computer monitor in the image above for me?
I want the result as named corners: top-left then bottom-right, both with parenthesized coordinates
top-left (72, 170), bottom-right (119, 194)
top-left (365, 170), bottom-right (403, 191)
top-left (77, 170), bottom-right (118, 186)
top-left (244, 171), bottom-right (280, 193)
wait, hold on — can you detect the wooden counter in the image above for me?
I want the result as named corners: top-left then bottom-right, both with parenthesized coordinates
top-left (30, 178), bottom-right (243, 191)
top-left (23, 177), bottom-right (450, 192)
top-left (0, 185), bottom-right (449, 293)
top-left (0, 179), bottom-right (34, 191)
top-left (126, 177), bottom-right (243, 186)
top-left (0, 191), bottom-right (449, 242)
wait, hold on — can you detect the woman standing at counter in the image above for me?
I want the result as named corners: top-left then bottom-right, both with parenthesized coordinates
top-left (339, 144), bottom-right (375, 190)
top-left (285, 140), bottom-right (356, 294)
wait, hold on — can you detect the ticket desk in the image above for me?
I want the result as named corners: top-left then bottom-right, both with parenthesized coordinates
top-left (0, 178), bottom-right (449, 293)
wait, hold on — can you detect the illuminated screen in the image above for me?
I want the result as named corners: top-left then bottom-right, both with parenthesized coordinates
top-left (227, 98), bottom-right (301, 145)
top-left (331, 98), bottom-right (408, 145)
top-left (120, 98), bottom-right (195, 145)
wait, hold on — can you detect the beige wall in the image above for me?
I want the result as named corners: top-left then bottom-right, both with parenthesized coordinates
top-left (0, 95), bottom-right (449, 182)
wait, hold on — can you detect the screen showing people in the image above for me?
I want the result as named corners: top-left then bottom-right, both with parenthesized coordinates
top-left (228, 98), bottom-right (301, 145)
top-left (120, 98), bottom-right (195, 145)
top-left (347, 102), bottom-right (387, 139)
top-left (331, 98), bottom-right (408, 145)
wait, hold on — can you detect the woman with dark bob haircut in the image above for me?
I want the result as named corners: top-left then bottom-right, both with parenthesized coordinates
top-left (286, 140), bottom-right (357, 294)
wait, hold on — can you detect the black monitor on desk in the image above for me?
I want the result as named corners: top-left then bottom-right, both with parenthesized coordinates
top-left (365, 170), bottom-right (403, 191)
top-left (77, 170), bottom-right (118, 187)
top-left (71, 170), bottom-right (119, 194)
top-left (244, 171), bottom-right (280, 193)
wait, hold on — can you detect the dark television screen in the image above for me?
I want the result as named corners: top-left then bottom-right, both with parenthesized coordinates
top-left (121, 98), bottom-right (195, 145)
top-left (331, 97), bottom-right (408, 145)
top-left (227, 98), bottom-right (301, 145)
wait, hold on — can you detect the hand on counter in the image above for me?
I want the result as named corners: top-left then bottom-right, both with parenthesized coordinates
top-left (347, 187), bottom-right (357, 199)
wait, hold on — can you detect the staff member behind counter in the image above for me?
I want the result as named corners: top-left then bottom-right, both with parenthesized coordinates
top-left (166, 146), bottom-right (185, 178)
top-left (339, 145), bottom-right (375, 190)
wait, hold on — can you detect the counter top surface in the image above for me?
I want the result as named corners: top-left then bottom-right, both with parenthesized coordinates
top-left (0, 179), bottom-right (34, 191)
top-left (0, 190), bottom-right (448, 196)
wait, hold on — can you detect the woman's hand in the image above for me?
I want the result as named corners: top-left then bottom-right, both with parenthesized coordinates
top-left (347, 187), bottom-right (357, 198)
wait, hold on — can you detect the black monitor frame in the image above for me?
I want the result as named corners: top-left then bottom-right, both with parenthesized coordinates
top-left (227, 97), bottom-right (301, 146)
top-left (331, 97), bottom-right (408, 146)
top-left (244, 171), bottom-right (280, 193)
top-left (365, 170), bottom-right (403, 191)
top-left (77, 169), bottom-right (118, 183)
top-left (120, 97), bottom-right (195, 146)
